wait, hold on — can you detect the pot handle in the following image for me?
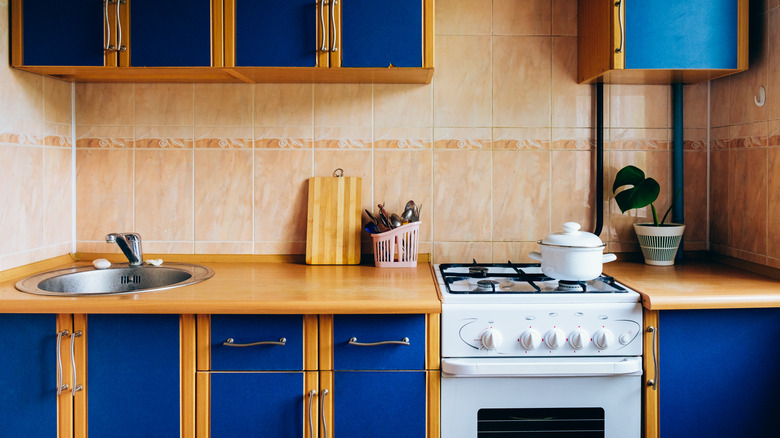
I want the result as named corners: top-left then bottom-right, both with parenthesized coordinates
top-left (528, 252), bottom-right (542, 262)
top-left (602, 253), bottom-right (617, 263)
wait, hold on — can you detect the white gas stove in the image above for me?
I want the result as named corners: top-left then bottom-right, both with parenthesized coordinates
top-left (436, 262), bottom-right (643, 438)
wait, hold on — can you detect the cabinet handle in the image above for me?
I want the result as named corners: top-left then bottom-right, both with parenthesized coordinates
top-left (307, 389), bottom-right (317, 437)
top-left (70, 331), bottom-right (83, 396)
top-left (319, 1), bottom-right (328, 52)
top-left (646, 326), bottom-right (657, 390)
top-left (330, 0), bottom-right (338, 52)
top-left (104, 0), bottom-right (113, 51)
top-left (615, 0), bottom-right (624, 54)
top-left (116, 0), bottom-right (127, 52)
top-left (320, 389), bottom-right (329, 438)
top-left (222, 337), bottom-right (287, 347)
top-left (56, 330), bottom-right (70, 395)
top-left (348, 337), bottom-right (410, 347)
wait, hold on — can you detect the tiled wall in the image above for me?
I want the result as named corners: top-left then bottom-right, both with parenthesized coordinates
top-left (74, 0), bottom-right (702, 263)
top-left (708, 0), bottom-right (780, 269)
top-left (0, 0), bottom-right (73, 271)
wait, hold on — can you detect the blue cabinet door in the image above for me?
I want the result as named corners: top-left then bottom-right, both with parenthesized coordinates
top-left (334, 371), bottom-right (426, 437)
top-left (21, 0), bottom-right (105, 66)
top-left (659, 309), bottom-right (780, 437)
top-left (340, 0), bottom-right (423, 68)
top-left (87, 314), bottom-right (181, 437)
top-left (210, 372), bottom-right (305, 437)
top-left (129, 0), bottom-right (212, 67)
top-left (0, 314), bottom-right (59, 436)
top-left (234, 0), bottom-right (317, 67)
top-left (625, 0), bottom-right (739, 70)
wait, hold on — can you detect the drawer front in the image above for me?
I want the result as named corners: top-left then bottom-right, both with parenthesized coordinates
top-left (333, 314), bottom-right (425, 370)
top-left (211, 315), bottom-right (303, 371)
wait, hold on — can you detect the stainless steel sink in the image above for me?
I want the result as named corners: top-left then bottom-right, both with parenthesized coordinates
top-left (15, 263), bottom-right (214, 296)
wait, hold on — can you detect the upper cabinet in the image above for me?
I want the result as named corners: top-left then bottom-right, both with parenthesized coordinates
top-left (11, 0), bottom-right (432, 83)
top-left (578, 0), bottom-right (749, 84)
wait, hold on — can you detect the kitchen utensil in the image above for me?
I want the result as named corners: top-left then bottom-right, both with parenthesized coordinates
top-left (377, 203), bottom-right (394, 229)
top-left (306, 172), bottom-right (362, 264)
top-left (528, 222), bottom-right (617, 281)
top-left (365, 209), bottom-right (384, 232)
top-left (390, 213), bottom-right (404, 228)
top-left (402, 200), bottom-right (417, 221)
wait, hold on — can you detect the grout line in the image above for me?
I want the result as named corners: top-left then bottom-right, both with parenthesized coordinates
top-left (71, 82), bottom-right (77, 254)
top-left (706, 81), bottom-right (711, 252)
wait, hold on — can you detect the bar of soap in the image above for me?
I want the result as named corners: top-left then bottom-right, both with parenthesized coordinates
top-left (92, 258), bottom-right (111, 269)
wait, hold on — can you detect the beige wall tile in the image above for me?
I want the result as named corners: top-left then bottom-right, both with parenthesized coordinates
top-left (434, 35), bottom-right (491, 127)
top-left (374, 83), bottom-right (432, 128)
top-left (768, 148), bottom-right (780, 259)
top-left (195, 83), bottom-right (253, 127)
top-left (433, 242), bottom-right (492, 264)
top-left (254, 149), bottom-right (312, 243)
top-left (493, 128), bottom-right (550, 150)
top-left (683, 150), bottom-right (708, 244)
top-left (313, 84), bottom-right (372, 128)
top-left (434, 127), bottom-right (491, 149)
top-left (433, 150), bottom-right (492, 241)
top-left (552, 37), bottom-right (591, 128)
top-left (135, 126), bottom-right (193, 148)
top-left (75, 83), bottom-right (133, 126)
top-left (255, 83), bottom-right (313, 127)
top-left (609, 85), bottom-right (669, 129)
top-left (492, 242), bottom-right (540, 264)
top-left (728, 148), bottom-right (768, 255)
top-left (494, 0), bottom-right (551, 35)
top-left (194, 150), bottom-right (253, 241)
top-left (374, 127), bottom-right (432, 149)
top-left (195, 242), bottom-right (254, 254)
top-left (552, 0), bottom-right (577, 36)
top-left (709, 77), bottom-right (730, 128)
top-left (493, 150), bottom-right (550, 241)
top-left (44, 147), bottom-right (73, 246)
top-left (44, 77), bottom-right (72, 125)
top-left (134, 150), bottom-right (193, 241)
top-left (435, 0), bottom-right (491, 35)
top-left (76, 149), bottom-right (134, 242)
top-left (134, 84), bottom-right (194, 126)
top-left (0, 145), bottom-right (44, 254)
top-left (493, 36), bottom-right (551, 128)
top-left (683, 83), bottom-right (708, 129)
top-left (768, 8), bottom-right (780, 121)
top-left (551, 150), bottom-right (593, 233)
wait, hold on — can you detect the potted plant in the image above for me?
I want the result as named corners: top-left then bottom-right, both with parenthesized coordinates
top-left (612, 165), bottom-right (685, 266)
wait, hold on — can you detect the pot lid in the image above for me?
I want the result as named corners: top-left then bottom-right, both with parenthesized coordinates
top-left (539, 222), bottom-right (605, 248)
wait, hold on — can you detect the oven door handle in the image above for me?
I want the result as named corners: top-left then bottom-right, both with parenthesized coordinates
top-left (442, 357), bottom-right (642, 377)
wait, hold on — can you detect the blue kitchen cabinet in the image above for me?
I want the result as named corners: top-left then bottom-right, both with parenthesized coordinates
top-left (0, 314), bottom-right (59, 437)
top-left (14, 0), bottom-right (214, 67)
top-left (578, 0), bottom-right (748, 84)
top-left (647, 309), bottom-right (780, 437)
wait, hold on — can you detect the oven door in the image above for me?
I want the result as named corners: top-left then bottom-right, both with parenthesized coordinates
top-left (441, 357), bottom-right (642, 438)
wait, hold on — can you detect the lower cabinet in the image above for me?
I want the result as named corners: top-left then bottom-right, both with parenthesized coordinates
top-left (0, 313), bottom-right (190, 438)
top-left (644, 308), bottom-right (780, 438)
top-left (197, 313), bottom-right (439, 437)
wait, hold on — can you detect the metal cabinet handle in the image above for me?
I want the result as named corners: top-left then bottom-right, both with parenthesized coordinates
top-left (104, 0), bottom-right (113, 51)
top-left (222, 337), bottom-right (287, 347)
top-left (56, 330), bottom-right (70, 395)
top-left (330, 0), bottom-right (338, 52)
top-left (307, 390), bottom-right (317, 437)
top-left (615, 0), bottom-right (624, 54)
top-left (320, 389), bottom-right (329, 438)
top-left (70, 331), bottom-right (83, 396)
top-left (647, 326), bottom-right (658, 390)
top-left (319, 1), bottom-right (328, 52)
top-left (116, 0), bottom-right (126, 52)
top-left (348, 337), bottom-right (410, 347)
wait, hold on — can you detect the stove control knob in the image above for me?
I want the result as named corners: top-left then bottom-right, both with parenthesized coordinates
top-left (481, 329), bottom-right (504, 350)
top-left (593, 329), bottom-right (615, 350)
top-left (544, 328), bottom-right (566, 349)
top-left (519, 330), bottom-right (542, 350)
top-left (569, 329), bottom-right (590, 350)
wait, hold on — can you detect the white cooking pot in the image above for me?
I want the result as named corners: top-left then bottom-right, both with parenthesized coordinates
top-left (528, 222), bottom-right (617, 281)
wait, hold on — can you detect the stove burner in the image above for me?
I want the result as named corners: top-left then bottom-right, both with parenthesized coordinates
top-left (555, 280), bottom-right (587, 292)
top-left (476, 280), bottom-right (500, 292)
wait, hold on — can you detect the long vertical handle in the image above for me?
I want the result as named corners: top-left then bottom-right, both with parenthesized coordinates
top-left (307, 390), bottom-right (317, 437)
top-left (320, 388), bottom-right (329, 438)
top-left (319, 1), bottom-right (328, 52)
top-left (104, 0), bottom-right (113, 51)
top-left (330, 0), bottom-right (338, 52)
top-left (116, 0), bottom-right (127, 52)
top-left (56, 330), bottom-right (70, 395)
top-left (615, 0), bottom-right (624, 54)
top-left (70, 331), bottom-right (83, 396)
top-left (646, 326), bottom-right (658, 390)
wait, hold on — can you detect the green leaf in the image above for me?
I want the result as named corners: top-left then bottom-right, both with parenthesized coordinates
top-left (613, 177), bottom-right (660, 213)
top-left (612, 165), bottom-right (646, 193)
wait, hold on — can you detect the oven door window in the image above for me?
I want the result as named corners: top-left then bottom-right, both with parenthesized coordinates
top-left (478, 407), bottom-right (605, 438)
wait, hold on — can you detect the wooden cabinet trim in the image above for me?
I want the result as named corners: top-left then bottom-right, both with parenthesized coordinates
top-left (181, 315), bottom-right (197, 438)
top-left (643, 310), bottom-right (659, 438)
top-left (196, 314), bottom-right (211, 371)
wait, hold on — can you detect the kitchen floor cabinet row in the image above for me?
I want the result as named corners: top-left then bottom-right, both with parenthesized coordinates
top-left (12, 0), bottom-right (433, 83)
top-left (0, 313), bottom-right (440, 438)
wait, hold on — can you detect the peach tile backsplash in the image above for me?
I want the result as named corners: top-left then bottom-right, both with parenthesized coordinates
top-left (4, 0), bottom-right (778, 271)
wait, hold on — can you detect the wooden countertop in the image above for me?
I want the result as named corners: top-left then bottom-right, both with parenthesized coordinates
top-left (0, 257), bottom-right (441, 314)
top-left (604, 259), bottom-right (780, 310)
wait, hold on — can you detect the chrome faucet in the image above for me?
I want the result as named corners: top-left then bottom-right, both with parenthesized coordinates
top-left (106, 232), bottom-right (143, 266)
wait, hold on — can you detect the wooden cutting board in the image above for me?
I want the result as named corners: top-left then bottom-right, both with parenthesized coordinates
top-left (306, 175), bottom-right (362, 265)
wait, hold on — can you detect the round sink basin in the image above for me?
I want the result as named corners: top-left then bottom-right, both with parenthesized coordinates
top-left (15, 263), bottom-right (214, 296)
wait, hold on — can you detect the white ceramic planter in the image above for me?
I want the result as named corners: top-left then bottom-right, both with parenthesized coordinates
top-left (633, 223), bottom-right (685, 266)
